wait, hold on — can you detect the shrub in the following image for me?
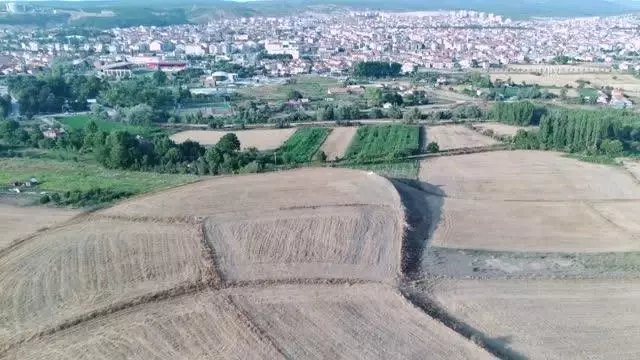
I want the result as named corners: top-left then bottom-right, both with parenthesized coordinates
top-left (426, 141), bottom-right (440, 153)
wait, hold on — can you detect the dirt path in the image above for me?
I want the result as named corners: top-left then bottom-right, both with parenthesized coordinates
top-left (320, 127), bottom-right (357, 160)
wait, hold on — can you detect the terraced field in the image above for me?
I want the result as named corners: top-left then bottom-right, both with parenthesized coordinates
top-left (0, 167), bottom-right (491, 359)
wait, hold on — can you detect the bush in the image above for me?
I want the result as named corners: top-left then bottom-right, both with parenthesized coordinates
top-left (426, 142), bottom-right (440, 153)
top-left (39, 194), bottom-right (51, 204)
top-left (600, 139), bottom-right (624, 157)
top-left (313, 150), bottom-right (327, 162)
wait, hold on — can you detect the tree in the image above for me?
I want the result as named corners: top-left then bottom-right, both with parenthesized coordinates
top-left (286, 89), bottom-right (303, 101)
top-left (402, 107), bottom-right (422, 123)
top-left (313, 150), bottom-right (327, 162)
top-left (365, 87), bottom-right (383, 107)
top-left (125, 104), bottom-right (155, 126)
top-left (386, 106), bottom-right (403, 119)
top-left (0, 119), bottom-right (19, 140)
top-left (85, 120), bottom-right (99, 134)
top-left (426, 142), bottom-right (440, 153)
top-left (216, 133), bottom-right (241, 153)
top-left (153, 70), bottom-right (167, 86)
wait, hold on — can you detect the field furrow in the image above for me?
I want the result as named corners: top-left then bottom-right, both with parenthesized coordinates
top-left (228, 284), bottom-right (494, 360)
top-left (5, 291), bottom-right (283, 360)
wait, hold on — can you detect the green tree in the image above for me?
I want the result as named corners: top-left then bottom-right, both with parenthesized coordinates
top-left (286, 89), bottom-right (303, 101)
top-left (216, 133), bottom-right (241, 153)
top-left (153, 70), bottom-right (167, 86)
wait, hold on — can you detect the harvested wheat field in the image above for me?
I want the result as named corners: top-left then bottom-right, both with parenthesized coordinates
top-left (427, 279), bottom-right (640, 360)
top-left (320, 127), bottom-right (357, 160)
top-left (491, 72), bottom-right (640, 96)
top-left (419, 150), bottom-right (640, 201)
top-left (7, 291), bottom-right (282, 360)
top-left (0, 204), bottom-right (80, 250)
top-left (425, 125), bottom-right (498, 150)
top-left (228, 284), bottom-right (493, 360)
top-left (170, 128), bottom-right (296, 149)
top-left (426, 197), bottom-right (640, 252)
top-left (0, 218), bottom-right (213, 346)
top-left (101, 168), bottom-right (401, 220)
top-left (206, 205), bottom-right (403, 282)
top-left (472, 122), bottom-right (536, 137)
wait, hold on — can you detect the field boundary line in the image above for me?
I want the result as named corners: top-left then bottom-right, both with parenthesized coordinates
top-left (0, 279), bottom-right (215, 356)
top-left (224, 294), bottom-right (293, 360)
top-left (223, 277), bottom-right (377, 289)
top-left (399, 285), bottom-right (527, 360)
top-left (201, 220), bottom-right (227, 284)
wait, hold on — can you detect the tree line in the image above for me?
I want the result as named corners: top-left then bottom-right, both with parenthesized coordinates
top-left (502, 104), bottom-right (640, 157)
top-left (352, 61), bottom-right (402, 78)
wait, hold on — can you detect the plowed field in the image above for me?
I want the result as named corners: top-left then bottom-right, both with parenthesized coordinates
top-left (229, 284), bottom-right (494, 360)
top-left (425, 125), bottom-right (498, 150)
top-left (0, 204), bottom-right (79, 250)
top-left (0, 219), bottom-right (213, 346)
top-left (320, 127), bottom-right (357, 160)
top-left (171, 128), bottom-right (296, 149)
top-left (428, 279), bottom-right (640, 360)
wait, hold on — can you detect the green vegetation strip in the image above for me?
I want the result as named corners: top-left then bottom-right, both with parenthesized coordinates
top-left (344, 160), bottom-right (419, 179)
top-left (345, 125), bottom-right (420, 161)
top-left (56, 115), bottom-right (163, 136)
top-left (0, 158), bottom-right (196, 195)
top-left (277, 127), bottom-right (331, 163)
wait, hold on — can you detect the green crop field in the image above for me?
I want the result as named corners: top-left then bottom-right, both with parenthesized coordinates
top-left (0, 157), bottom-right (196, 196)
top-left (344, 125), bottom-right (420, 161)
top-left (277, 127), bottom-right (331, 163)
top-left (56, 115), bottom-right (160, 136)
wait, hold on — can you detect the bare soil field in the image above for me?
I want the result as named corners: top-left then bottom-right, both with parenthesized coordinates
top-left (7, 291), bottom-right (282, 360)
top-left (425, 279), bottom-right (640, 360)
top-left (490, 72), bottom-right (640, 96)
top-left (0, 204), bottom-right (79, 250)
top-left (419, 151), bottom-right (640, 201)
top-left (472, 122), bottom-right (536, 137)
top-left (427, 197), bottom-right (640, 252)
top-left (0, 219), bottom-right (212, 346)
top-left (425, 125), bottom-right (498, 150)
top-left (170, 128), bottom-right (296, 149)
top-left (623, 159), bottom-right (640, 182)
top-left (319, 127), bottom-right (357, 160)
top-left (229, 284), bottom-right (493, 360)
top-left (206, 205), bottom-right (403, 282)
top-left (101, 168), bottom-right (401, 220)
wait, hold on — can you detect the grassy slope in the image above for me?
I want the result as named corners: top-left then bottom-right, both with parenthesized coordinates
top-left (237, 76), bottom-right (340, 102)
top-left (0, 157), bottom-right (196, 194)
top-left (278, 127), bottom-right (332, 163)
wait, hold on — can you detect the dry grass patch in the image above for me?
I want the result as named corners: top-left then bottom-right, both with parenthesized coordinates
top-left (170, 128), bottom-right (296, 149)
top-left (101, 168), bottom-right (401, 220)
top-left (419, 151), bottom-right (640, 200)
top-left (0, 219), bottom-right (213, 347)
top-left (0, 204), bottom-right (80, 250)
top-left (472, 122), bottom-right (536, 137)
top-left (8, 290), bottom-right (282, 360)
top-left (206, 205), bottom-right (403, 283)
top-left (229, 284), bottom-right (494, 360)
top-left (429, 279), bottom-right (640, 360)
top-left (425, 125), bottom-right (498, 150)
top-left (320, 127), bottom-right (357, 160)
top-left (428, 197), bottom-right (640, 252)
